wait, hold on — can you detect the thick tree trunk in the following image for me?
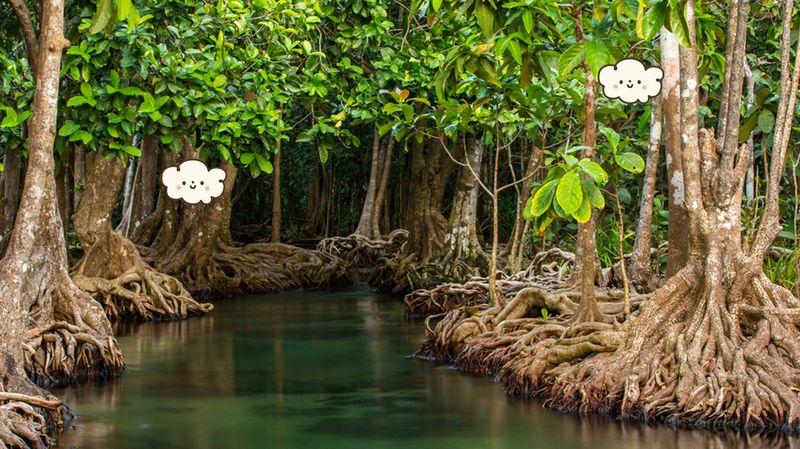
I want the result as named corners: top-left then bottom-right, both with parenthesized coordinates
top-left (157, 154), bottom-right (348, 298)
top-left (628, 95), bottom-right (662, 292)
top-left (354, 127), bottom-right (382, 239)
top-left (662, 28), bottom-right (690, 277)
top-left (1, 2), bottom-right (123, 446)
top-left (437, 135), bottom-right (488, 276)
top-left (131, 150), bottom-right (180, 251)
top-left (71, 155), bottom-right (212, 321)
top-left (372, 138), bottom-right (395, 235)
top-left (404, 137), bottom-right (454, 263)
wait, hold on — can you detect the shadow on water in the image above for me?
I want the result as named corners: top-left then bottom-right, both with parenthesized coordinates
top-left (53, 287), bottom-right (800, 449)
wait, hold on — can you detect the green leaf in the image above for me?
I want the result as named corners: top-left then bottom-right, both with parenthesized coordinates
top-left (240, 153), bottom-right (255, 164)
top-left (475, 0), bottom-right (494, 37)
top-left (89, 0), bottom-right (115, 34)
top-left (578, 159), bottom-right (608, 184)
top-left (739, 111), bottom-right (760, 143)
top-left (212, 74), bottom-right (228, 89)
top-left (0, 109), bottom-right (18, 128)
top-left (571, 195), bottom-right (592, 223)
top-left (522, 11), bottom-right (534, 34)
top-left (668, 4), bottom-right (691, 47)
top-left (584, 40), bottom-right (611, 78)
top-left (757, 109), bottom-right (775, 134)
top-left (522, 196), bottom-right (534, 222)
top-left (116, 0), bottom-right (132, 22)
top-left (121, 145), bottom-right (141, 157)
top-left (432, 0), bottom-right (443, 11)
top-left (556, 170), bottom-right (583, 215)
top-left (508, 40), bottom-right (523, 66)
top-left (530, 180), bottom-right (558, 217)
top-left (581, 178), bottom-right (605, 209)
top-left (59, 121), bottom-right (81, 137)
top-left (615, 152), bottom-right (646, 173)
top-left (557, 41), bottom-right (587, 76)
top-left (639, 2), bottom-right (667, 40)
top-left (255, 154), bottom-right (273, 174)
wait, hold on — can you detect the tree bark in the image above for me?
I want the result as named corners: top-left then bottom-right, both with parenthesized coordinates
top-left (118, 135), bottom-right (159, 238)
top-left (372, 138), bottom-right (395, 235)
top-left (437, 135), bottom-right (488, 276)
top-left (628, 94), bottom-right (662, 292)
top-left (508, 141), bottom-right (544, 272)
top-left (1, 2), bottom-right (123, 445)
top-left (353, 127), bottom-right (382, 239)
top-left (662, 28), bottom-right (689, 277)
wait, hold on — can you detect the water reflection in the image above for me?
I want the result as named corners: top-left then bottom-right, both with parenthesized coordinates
top-left (54, 288), bottom-right (800, 449)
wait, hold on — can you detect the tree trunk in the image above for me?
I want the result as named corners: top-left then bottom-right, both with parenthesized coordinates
top-left (271, 142), bottom-right (281, 243)
top-left (573, 10), bottom-right (601, 322)
top-left (372, 138), bottom-right (395, 235)
top-left (508, 141), bottom-right (544, 272)
top-left (353, 127), bottom-right (382, 239)
top-left (71, 154), bottom-right (212, 321)
top-left (118, 135), bottom-right (159, 238)
top-left (0, 2), bottom-right (123, 445)
top-left (662, 28), bottom-right (689, 277)
top-left (628, 94), bottom-right (662, 292)
top-left (156, 150), bottom-right (348, 298)
top-left (437, 135), bottom-right (488, 277)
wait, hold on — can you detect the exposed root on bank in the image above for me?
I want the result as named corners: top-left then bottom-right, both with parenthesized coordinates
top-left (0, 364), bottom-right (68, 449)
top-left (73, 232), bottom-right (213, 321)
top-left (22, 273), bottom-right (124, 387)
top-left (159, 242), bottom-right (351, 299)
top-left (317, 229), bottom-right (407, 267)
top-left (0, 401), bottom-right (47, 449)
top-left (418, 256), bottom-right (800, 432)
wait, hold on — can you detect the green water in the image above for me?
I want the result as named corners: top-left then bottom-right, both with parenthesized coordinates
top-left (54, 288), bottom-right (784, 449)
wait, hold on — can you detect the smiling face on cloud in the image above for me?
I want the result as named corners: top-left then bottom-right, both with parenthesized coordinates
top-left (162, 160), bottom-right (227, 204)
top-left (598, 59), bottom-right (663, 104)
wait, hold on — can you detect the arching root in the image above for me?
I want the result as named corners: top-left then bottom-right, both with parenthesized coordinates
top-left (317, 229), bottom-right (407, 267)
top-left (420, 258), bottom-right (800, 432)
top-left (0, 401), bottom-right (48, 449)
top-left (73, 267), bottom-right (213, 321)
top-left (23, 275), bottom-right (124, 386)
top-left (73, 231), bottom-right (213, 322)
top-left (167, 242), bottom-right (351, 299)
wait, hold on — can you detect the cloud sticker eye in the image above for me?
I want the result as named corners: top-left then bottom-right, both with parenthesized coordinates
top-left (162, 160), bottom-right (227, 204)
top-left (598, 58), bottom-right (663, 104)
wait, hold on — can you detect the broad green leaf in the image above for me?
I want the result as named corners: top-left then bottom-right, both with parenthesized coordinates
top-left (240, 153), bottom-right (255, 164)
top-left (585, 40), bottom-right (611, 78)
top-left (121, 145), bottom-right (141, 157)
top-left (581, 178), bottom-right (605, 209)
top-left (557, 41), bottom-right (587, 76)
top-left (255, 154), bottom-right (273, 174)
top-left (89, 0), bottom-right (115, 34)
top-left (522, 196), bottom-right (534, 221)
top-left (578, 159), bottom-right (608, 184)
top-left (668, 4), bottom-right (691, 47)
top-left (0, 109), bottom-right (18, 128)
top-left (508, 40), bottom-right (523, 66)
top-left (615, 152), bottom-right (645, 173)
top-left (522, 11), bottom-right (534, 34)
top-left (530, 179), bottom-right (558, 217)
top-left (571, 196), bottom-right (592, 223)
top-left (432, 0), bottom-right (443, 11)
top-left (116, 0), bottom-right (132, 22)
top-left (739, 111), bottom-right (759, 143)
top-left (59, 121), bottom-right (81, 137)
top-left (475, 1), bottom-right (495, 37)
top-left (556, 170), bottom-right (583, 215)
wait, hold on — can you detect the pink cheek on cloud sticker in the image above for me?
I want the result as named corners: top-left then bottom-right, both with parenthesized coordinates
top-left (162, 160), bottom-right (227, 205)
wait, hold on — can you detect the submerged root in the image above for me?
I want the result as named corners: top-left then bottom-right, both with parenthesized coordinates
top-left (317, 229), bottom-right (407, 267)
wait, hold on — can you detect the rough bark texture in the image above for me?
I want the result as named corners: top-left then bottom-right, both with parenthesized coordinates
top-left (353, 128), bottom-right (382, 239)
top-left (437, 135), bottom-right (488, 279)
top-left (417, 0), bottom-right (800, 434)
top-left (72, 155), bottom-right (212, 321)
top-left (662, 28), bottom-right (689, 277)
top-left (118, 135), bottom-right (159, 238)
top-left (1, 2), bottom-right (123, 446)
top-left (271, 142), bottom-right (281, 244)
top-left (628, 94), bottom-right (662, 292)
top-left (155, 152), bottom-right (349, 299)
top-left (507, 142), bottom-right (544, 273)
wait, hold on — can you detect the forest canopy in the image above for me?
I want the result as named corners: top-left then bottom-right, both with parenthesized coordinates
top-left (2, 0), bottom-right (800, 447)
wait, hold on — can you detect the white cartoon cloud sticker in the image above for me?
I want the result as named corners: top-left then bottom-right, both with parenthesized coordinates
top-left (598, 59), bottom-right (663, 104)
top-left (162, 160), bottom-right (226, 204)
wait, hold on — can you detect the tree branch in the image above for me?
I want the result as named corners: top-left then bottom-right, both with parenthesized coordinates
top-left (8, 0), bottom-right (39, 78)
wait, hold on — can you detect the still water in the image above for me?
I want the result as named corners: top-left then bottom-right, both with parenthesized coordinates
top-left (55, 287), bottom-right (792, 449)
